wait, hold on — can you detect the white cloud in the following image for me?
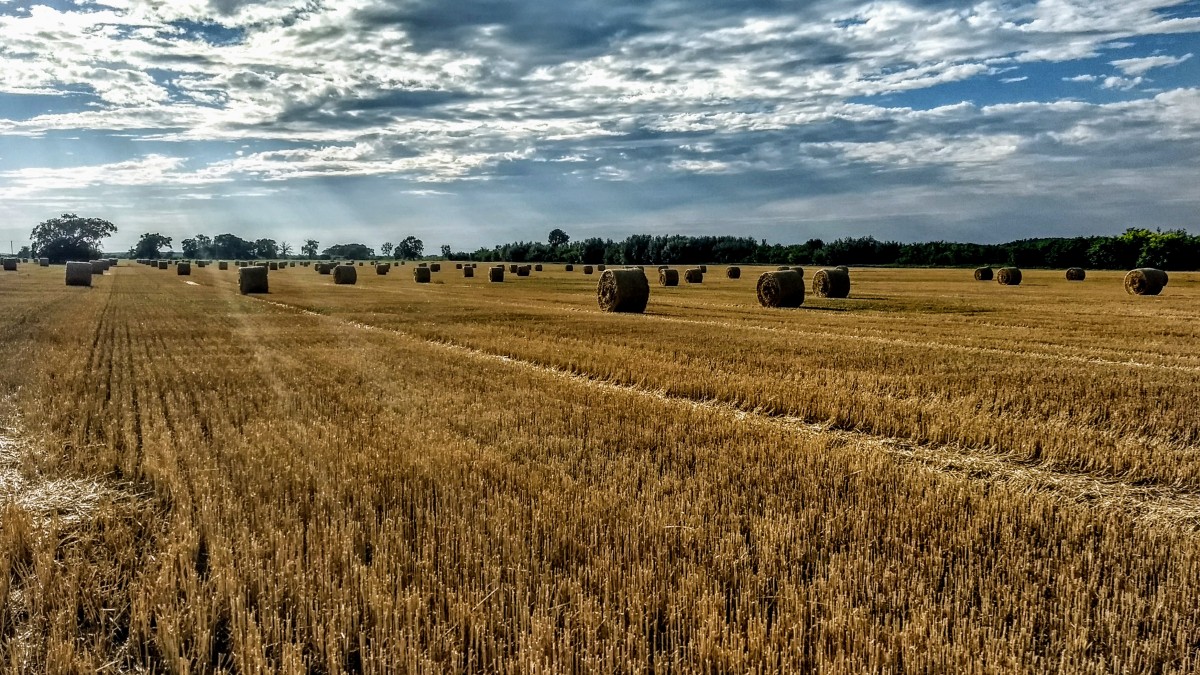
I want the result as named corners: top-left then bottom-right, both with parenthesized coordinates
top-left (1111, 52), bottom-right (1194, 76)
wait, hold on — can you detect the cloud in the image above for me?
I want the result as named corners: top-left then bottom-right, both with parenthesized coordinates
top-left (1111, 52), bottom-right (1194, 76)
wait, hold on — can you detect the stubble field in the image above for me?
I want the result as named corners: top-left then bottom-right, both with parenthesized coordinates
top-left (1, 261), bottom-right (1198, 673)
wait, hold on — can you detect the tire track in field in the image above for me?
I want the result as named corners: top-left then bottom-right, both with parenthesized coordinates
top-left (252, 296), bottom-right (1200, 531)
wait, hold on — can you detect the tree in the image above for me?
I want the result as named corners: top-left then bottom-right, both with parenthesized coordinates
top-left (279, 241), bottom-right (293, 258)
top-left (17, 246), bottom-right (31, 258)
top-left (213, 233), bottom-right (256, 259)
top-left (548, 228), bottom-right (570, 248)
top-left (254, 238), bottom-right (278, 259)
top-left (322, 243), bottom-right (374, 259)
top-left (301, 239), bottom-right (319, 258)
top-left (380, 242), bottom-right (394, 258)
top-left (30, 213), bottom-right (117, 263)
top-left (396, 236), bottom-right (424, 259)
top-left (440, 244), bottom-right (452, 259)
top-left (131, 233), bottom-right (172, 259)
top-left (180, 237), bottom-right (200, 258)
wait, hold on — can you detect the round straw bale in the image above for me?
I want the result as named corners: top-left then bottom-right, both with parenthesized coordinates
top-left (413, 266), bottom-right (431, 283)
top-left (812, 268), bottom-right (851, 298)
top-left (1, 258), bottom-right (16, 271)
top-left (269, 262), bottom-right (278, 270)
top-left (236, 260), bottom-right (246, 267)
top-left (698, 265), bottom-right (707, 273)
top-left (333, 264), bottom-right (358, 284)
top-left (357, 262), bottom-right (363, 266)
top-left (489, 266), bottom-right (504, 282)
top-left (757, 270), bottom-right (805, 308)
top-left (791, 266), bottom-right (805, 276)
top-left (177, 262), bottom-right (191, 275)
top-left (535, 264), bottom-right (543, 272)
top-left (290, 262), bottom-right (296, 267)
top-left (974, 267), bottom-right (993, 281)
top-left (517, 265), bottom-right (531, 277)
top-left (565, 264), bottom-right (574, 271)
top-left (659, 268), bottom-right (679, 286)
top-left (777, 266), bottom-right (791, 271)
top-left (834, 265), bottom-right (849, 273)
top-left (726, 266), bottom-right (741, 279)
top-left (91, 260), bottom-right (107, 275)
top-left (317, 263), bottom-right (332, 275)
top-left (463, 266), bottom-right (475, 278)
top-left (158, 260), bottom-right (168, 269)
top-left (196, 261), bottom-right (207, 268)
top-left (430, 263), bottom-right (441, 272)
top-left (376, 263), bottom-right (390, 275)
top-left (65, 261), bottom-right (92, 287)
top-left (1124, 268), bottom-right (1168, 295)
top-left (219, 261), bottom-right (229, 270)
top-left (455, 263), bottom-right (463, 269)
top-left (239, 265), bottom-right (269, 294)
top-left (509, 264), bottom-right (518, 273)
top-left (684, 268), bottom-right (703, 283)
top-left (39, 258), bottom-right (49, 267)
top-left (1065, 267), bottom-right (1086, 281)
top-left (583, 265), bottom-right (594, 274)
top-left (596, 264), bottom-right (606, 271)
top-left (996, 267), bottom-right (1022, 286)
top-left (597, 269), bottom-right (650, 313)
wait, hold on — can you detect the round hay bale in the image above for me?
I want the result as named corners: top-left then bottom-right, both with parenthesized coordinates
top-left (757, 270), bottom-right (805, 308)
top-left (219, 261), bottom-right (229, 270)
top-left (659, 268), bottom-right (679, 286)
top-left (489, 266), bottom-right (504, 282)
top-left (507, 264), bottom-right (517, 273)
top-left (1065, 267), bottom-right (1086, 281)
top-left (317, 263), bottom-right (332, 275)
top-left (517, 265), bottom-right (531, 277)
top-left (455, 263), bottom-right (463, 269)
top-left (236, 260), bottom-right (247, 268)
top-left (684, 268), bottom-right (703, 284)
top-left (726, 266), bottom-right (741, 279)
top-left (834, 265), bottom-right (849, 273)
top-left (196, 261), bottom-right (207, 268)
top-left (430, 263), bottom-right (441, 272)
top-left (812, 268), bottom-right (851, 298)
top-left (1, 258), bottom-right (16, 271)
top-left (290, 262), bottom-right (296, 267)
top-left (698, 265), bottom-right (707, 273)
top-left (376, 263), bottom-right (391, 275)
top-left (997, 267), bottom-right (1022, 286)
top-left (91, 260), bottom-right (107, 275)
top-left (565, 264), bottom-right (574, 272)
top-left (463, 266), bottom-right (475, 278)
top-left (158, 260), bottom-right (168, 270)
top-left (357, 262), bottom-right (363, 266)
top-left (974, 267), bottom-right (993, 281)
top-left (177, 262), bottom-right (191, 276)
top-left (597, 269), bottom-right (650, 313)
top-left (534, 264), bottom-right (543, 272)
top-left (597, 264), bottom-right (606, 272)
top-left (583, 265), bottom-right (594, 274)
top-left (333, 264), bottom-right (358, 285)
top-left (38, 258), bottom-right (49, 267)
top-left (65, 261), bottom-right (92, 287)
top-left (413, 266), bottom-right (431, 283)
top-left (239, 265), bottom-right (269, 294)
top-left (791, 266), bottom-right (805, 276)
top-left (1124, 268), bottom-right (1168, 295)
top-left (269, 262), bottom-right (278, 270)
top-left (777, 266), bottom-right (791, 271)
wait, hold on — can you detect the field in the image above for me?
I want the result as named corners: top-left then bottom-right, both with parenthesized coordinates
top-left (1, 261), bottom-right (1199, 673)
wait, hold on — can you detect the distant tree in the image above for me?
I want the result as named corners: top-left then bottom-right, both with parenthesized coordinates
top-left (132, 233), bottom-right (172, 259)
top-left (254, 238), bottom-right (279, 259)
top-left (17, 245), bottom-right (32, 258)
top-left (440, 244), bottom-right (452, 259)
top-left (301, 239), bottom-right (319, 258)
top-left (579, 237), bottom-right (607, 264)
top-left (180, 237), bottom-right (200, 258)
top-left (548, 228), bottom-right (570, 248)
top-left (30, 213), bottom-right (117, 263)
top-left (213, 233), bottom-right (256, 259)
top-left (380, 241), bottom-right (394, 258)
top-left (279, 241), bottom-right (293, 258)
top-left (322, 243), bottom-right (374, 259)
top-left (396, 236), bottom-right (424, 259)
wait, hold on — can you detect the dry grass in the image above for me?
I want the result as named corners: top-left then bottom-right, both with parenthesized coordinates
top-left (0, 263), bottom-right (1198, 672)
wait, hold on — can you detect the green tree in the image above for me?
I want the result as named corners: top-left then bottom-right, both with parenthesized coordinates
top-left (213, 233), bottom-right (256, 259)
top-left (30, 213), bottom-right (117, 263)
top-left (181, 237), bottom-right (200, 258)
top-left (396, 236), bottom-right (423, 259)
top-left (380, 242), bottom-right (394, 258)
top-left (548, 228), bottom-right (570, 248)
top-left (17, 245), bottom-right (31, 258)
top-left (254, 238), bottom-right (278, 259)
top-left (131, 233), bottom-right (172, 259)
top-left (279, 241), bottom-right (293, 258)
top-left (322, 243), bottom-right (374, 259)
top-left (440, 244), bottom-right (452, 259)
top-left (301, 239), bottom-right (319, 258)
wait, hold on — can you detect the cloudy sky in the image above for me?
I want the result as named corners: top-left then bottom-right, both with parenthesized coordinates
top-left (1, 0), bottom-right (1198, 252)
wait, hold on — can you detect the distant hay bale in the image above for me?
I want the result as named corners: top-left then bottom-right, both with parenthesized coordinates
top-left (726, 266), bottom-right (741, 279)
top-left (997, 267), bottom-right (1022, 286)
top-left (597, 264), bottom-right (606, 271)
top-left (834, 265), bottom-right (849, 272)
top-left (455, 263), bottom-right (463, 269)
top-left (812, 268), bottom-right (851, 298)
top-left (1124, 268), bottom-right (1168, 295)
top-left (236, 260), bottom-right (247, 268)
top-left (535, 264), bottom-right (543, 272)
top-left (357, 262), bottom-right (363, 266)
top-left (791, 266), bottom-right (805, 276)
top-left (289, 262), bottom-right (296, 267)
top-left (583, 265), bottom-right (594, 274)
top-left (517, 265), bottom-right (531, 277)
top-left (565, 264), bottom-right (574, 271)
top-left (413, 266), bottom-right (431, 283)
top-left (659, 268), bottom-right (679, 286)
top-left (177, 262), bottom-right (191, 275)
top-left (2, 258), bottom-right (16, 271)
top-left (317, 263), bottom-right (332, 275)
top-left (91, 261), bottom-right (107, 275)
top-left (65, 262), bottom-right (92, 287)
top-left (509, 264), bottom-right (518, 273)
top-left (39, 258), bottom-right (49, 267)
top-left (777, 266), bottom-right (791, 271)
top-left (974, 267), bottom-right (993, 281)
top-left (333, 264), bottom-right (358, 285)
top-left (156, 260), bottom-right (167, 270)
top-left (757, 270), bottom-right (805, 308)
top-left (376, 263), bottom-right (390, 275)
top-left (684, 268), bottom-right (703, 283)
top-left (219, 261), bottom-right (229, 270)
top-left (239, 265), bottom-right (269, 294)
top-left (108, 258), bottom-right (118, 266)
top-left (597, 269), bottom-right (650, 313)
top-left (269, 262), bottom-right (278, 270)
top-left (1065, 267), bottom-right (1086, 281)
top-left (698, 265), bottom-right (707, 273)
top-left (418, 262), bottom-right (427, 268)
top-left (430, 263), bottom-right (441, 272)
top-left (489, 266), bottom-right (504, 282)
top-left (196, 261), bottom-right (207, 268)
top-left (463, 266), bottom-right (475, 278)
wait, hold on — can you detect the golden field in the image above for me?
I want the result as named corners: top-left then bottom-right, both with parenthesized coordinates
top-left (0, 261), bottom-right (1198, 673)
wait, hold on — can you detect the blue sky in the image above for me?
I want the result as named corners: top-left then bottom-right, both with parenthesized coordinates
top-left (1, 0), bottom-right (1198, 253)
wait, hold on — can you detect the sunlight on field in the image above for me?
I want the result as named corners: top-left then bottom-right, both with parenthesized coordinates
top-left (1, 261), bottom-right (1198, 672)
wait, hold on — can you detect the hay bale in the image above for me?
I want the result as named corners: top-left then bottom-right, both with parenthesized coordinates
top-left (812, 268), bottom-right (851, 298)
top-left (535, 264), bottom-right (543, 272)
top-left (517, 265), bottom-right (531, 277)
top-left (219, 261), bottom-right (229, 270)
top-left (158, 260), bottom-right (169, 270)
top-left (757, 270), bottom-right (805, 308)
top-left (236, 260), bottom-right (247, 268)
top-left (1124, 268), bottom-right (1168, 295)
top-left (659, 269), bottom-right (679, 286)
top-left (597, 269), bottom-right (650, 313)
top-left (684, 268), bottom-right (703, 283)
top-left (430, 263), bottom-right (441, 272)
top-left (65, 262), bottom-right (92, 287)
top-left (997, 267), bottom-right (1022, 286)
top-left (1065, 267), bottom-right (1086, 281)
top-left (177, 262), bottom-right (191, 276)
top-left (91, 261), bottom-right (107, 275)
top-left (333, 265), bottom-right (357, 285)
top-left (455, 263), bottom-right (463, 269)
top-left (290, 262), bottom-right (296, 267)
top-left (489, 266), bottom-right (504, 282)
top-left (317, 263), bottom-right (332, 275)
top-left (597, 264), bottom-right (606, 271)
top-left (565, 264), bottom-right (574, 272)
top-left (196, 261), bottom-right (207, 268)
top-left (698, 265), bottom-right (707, 273)
top-left (726, 266), bottom-right (741, 279)
top-left (269, 262), bottom-right (279, 270)
top-left (463, 266), bottom-right (475, 278)
top-left (413, 267), bottom-right (431, 283)
top-left (834, 265), bottom-right (849, 272)
top-left (38, 258), bottom-right (49, 267)
top-left (239, 265), bottom-right (269, 294)
top-left (508, 264), bottom-right (518, 273)
top-left (974, 267), bottom-right (993, 281)
top-left (1, 258), bottom-right (16, 271)
top-left (376, 263), bottom-right (391, 275)
top-left (777, 266), bottom-right (791, 271)
top-left (583, 265), bottom-right (594, 274)
top-left (791, 266), bottom-right (805, 276)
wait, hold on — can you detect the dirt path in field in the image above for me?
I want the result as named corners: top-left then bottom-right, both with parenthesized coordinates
top-left (254, 296), bottom-right (1200, 531)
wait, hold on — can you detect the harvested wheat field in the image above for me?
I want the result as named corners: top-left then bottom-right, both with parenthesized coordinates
top-left (1, 263), bottom-right (1199, 673)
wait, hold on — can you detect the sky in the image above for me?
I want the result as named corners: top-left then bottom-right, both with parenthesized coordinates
top-left (1, 0), bottom-right (1199, 253)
